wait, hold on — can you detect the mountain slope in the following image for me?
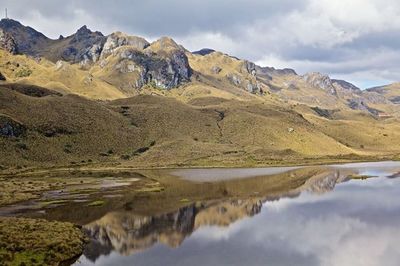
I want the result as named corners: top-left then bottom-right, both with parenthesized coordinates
top-left (0, 19), bottom-right (400, 170)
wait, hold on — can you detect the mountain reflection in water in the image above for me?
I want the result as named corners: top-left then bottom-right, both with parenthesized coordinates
top-left (73, 162), bottom-right (400, 266)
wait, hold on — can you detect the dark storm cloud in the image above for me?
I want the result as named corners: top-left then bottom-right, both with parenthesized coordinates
top-left (1, 0), bottom-right (400, 87)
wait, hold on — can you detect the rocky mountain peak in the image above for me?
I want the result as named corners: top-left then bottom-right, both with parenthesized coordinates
top-left (0, 28), bottom-right (18, 54)
top-left (0, 18), bottom-right (23, 29)
top-left (332, 79), bottom-right (361, 94)
top-left (100, 31), bottom-right (149, 59)
top-left (0, 19), bottom-right (49, 56)
top-left (303, 72), bottom-right (337, 95)
top-left (76, 25), bottom-right (91, 35)
top-left (256, 66), bottom-right (297, 77)
top-left (192, 48), bottom-right (215, 56)
top-left (149, 36), bottom-right (182, 52)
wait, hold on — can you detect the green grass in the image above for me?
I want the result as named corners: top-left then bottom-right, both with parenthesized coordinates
top-left (40, 199), bottom-right (69, 207)
top-left (15, 68), bottom-right (32, 78)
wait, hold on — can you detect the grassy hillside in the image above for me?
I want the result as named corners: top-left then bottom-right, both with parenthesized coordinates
top-left (1, 82), bottom-right (399, 171)
top-left (0, 49), bottom-right (126, 99)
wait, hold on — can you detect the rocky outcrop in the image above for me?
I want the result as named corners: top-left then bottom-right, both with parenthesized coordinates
top-left (0, 28), bottom-right (17, 54)
top-left (242, 61), bottom-right (256, 76)
top-left (256, 66), bottom-right (297, 78)
top-left (303, 72), bottom-right (337, 95)
top-left (0, 115), bottom-right (26, 137)
top-left (332, 79), bottom-right (361, 94)
top-left (116, 47), bottom-right (191, 89)
top-left (0, 18), bottom-right (48, 56)
top-left (347, 98), bottom-right (381, 116)
top-left (227, 73), bottom-right (242, 86)
top-left (60, 26), bottom-right (106, 65)
top-left (100, 32), bottom-right (149, 59)
top-left (211, 66), bottom-right (222, 74)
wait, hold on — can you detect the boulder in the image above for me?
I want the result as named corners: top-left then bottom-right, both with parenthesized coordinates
top-left (211, 66), bottom-right (222, 74)
top-left (0, 115), bottom-right (26, 138)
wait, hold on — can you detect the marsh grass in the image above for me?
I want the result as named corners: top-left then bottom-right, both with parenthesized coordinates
top-left (0, 217), bottom-right (85, 265)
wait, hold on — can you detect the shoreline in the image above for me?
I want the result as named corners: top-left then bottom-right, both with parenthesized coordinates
top-left (1, 155), bottom-right (399, 178)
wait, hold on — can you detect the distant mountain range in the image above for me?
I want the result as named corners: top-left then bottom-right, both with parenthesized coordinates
top-left (0, 18), bottom-right (399, 169)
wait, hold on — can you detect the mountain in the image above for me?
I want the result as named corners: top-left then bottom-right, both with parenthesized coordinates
top-left (367, 83), bottom-right (400, 105)
top-left (0, 19), bottom-right (400, 169)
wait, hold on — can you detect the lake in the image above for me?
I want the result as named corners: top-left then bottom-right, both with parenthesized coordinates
top-left (4, 161), bottom-right (400, 266)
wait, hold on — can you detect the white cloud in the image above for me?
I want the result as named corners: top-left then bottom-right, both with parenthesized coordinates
top-left (2, 0), bottom-right (400, 86)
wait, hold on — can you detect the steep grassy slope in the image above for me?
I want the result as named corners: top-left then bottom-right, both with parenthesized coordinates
top-left (0, 85), bottom-right (144, 167)
top-left (0, 49), bottom-right (126, 99)
top-left (1, 82), bottom-right (400, 170)
top-left (0, 21), bottom-right (400, 170)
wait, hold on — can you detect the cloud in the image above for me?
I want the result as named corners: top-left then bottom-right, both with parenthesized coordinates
top-left (80, 176), bottom-right (400, 266)
top-left (1, 0), bottom-right (400, 87)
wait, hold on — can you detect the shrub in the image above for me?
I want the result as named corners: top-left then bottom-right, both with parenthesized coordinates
top-left (15, 143), bottom-right (28, 150)
top-left (120, 154), bottom-right (130, 160)
top-left (15, 68), bottom-right (32, 78)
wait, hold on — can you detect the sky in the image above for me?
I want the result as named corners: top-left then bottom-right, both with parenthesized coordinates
top-left (1, 0), bottom-right (399, 88)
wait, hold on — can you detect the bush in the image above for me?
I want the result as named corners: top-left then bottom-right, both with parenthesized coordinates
top-left (120, 154), bottom-right (130, 160)
top-left (15, 68), bottom-right (33, 78)
top-left (15, 143), bottom-right (28, 150)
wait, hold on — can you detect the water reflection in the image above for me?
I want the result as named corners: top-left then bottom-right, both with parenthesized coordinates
top-left (74, 162), bottom-right (400, 266)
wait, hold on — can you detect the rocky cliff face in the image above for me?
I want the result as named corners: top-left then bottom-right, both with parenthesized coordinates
top-left (100, 32), bottom-right (149, 59)
top-left (99, 36), bottom-right (192, 90)
top-left (332, 79), bottom-right (361, 94)
top-left (0, 19), bottom-right (49, 56)
top-left (0, 20), bottom-right (191, 89)
top-left (303, 72), bottom-right (337, 95)
top-left (0, 115), bottom-right (26, 138)
top-left (0, 28), bottom-right (17, 54)
top-left (256, 66), bottom-right (297, 78)
top-left (115, 47), bottom-right (191, 89)
top-left (57, 26), bottom-right (106, 65)
top-left (1, 19), bottom-right (399, 116)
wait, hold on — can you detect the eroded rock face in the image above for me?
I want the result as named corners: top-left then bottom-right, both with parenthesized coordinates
top-left (256, 66), bottom-right (297, 78)
top-left (0, 115), bottom-right (26, 137)
top-left (118, 48), bottom-right (191, 89)
top-left (62, 26), bottom-right (106, 65)
top-left (347, 98), bottom-right (381, 116)
top-left (242, 61), bottom-right (256, 76)
top-left (0, 28), bottom-right (18, 54)
top-left (101, 32), bottom-right (149, 59)
top-left (211, 66), bottom-right (222, 74)
top-left (0, 72), bottom-right (5, 81)
top-left (227, 73), bottom-right (242, 86)
top-left (332, 79), bottom-right (361, 94)
top-left (303, 72), bottom-right (337, 95)
top-left (0, 18), bottom-right (48, 56)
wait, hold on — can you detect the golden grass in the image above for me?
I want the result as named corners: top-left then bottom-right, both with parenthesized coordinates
top-left (0, 217), bottom-right (85, 265)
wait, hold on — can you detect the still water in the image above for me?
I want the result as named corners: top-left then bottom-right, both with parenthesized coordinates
top-left (67, 161), bottom-right (400, 266)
